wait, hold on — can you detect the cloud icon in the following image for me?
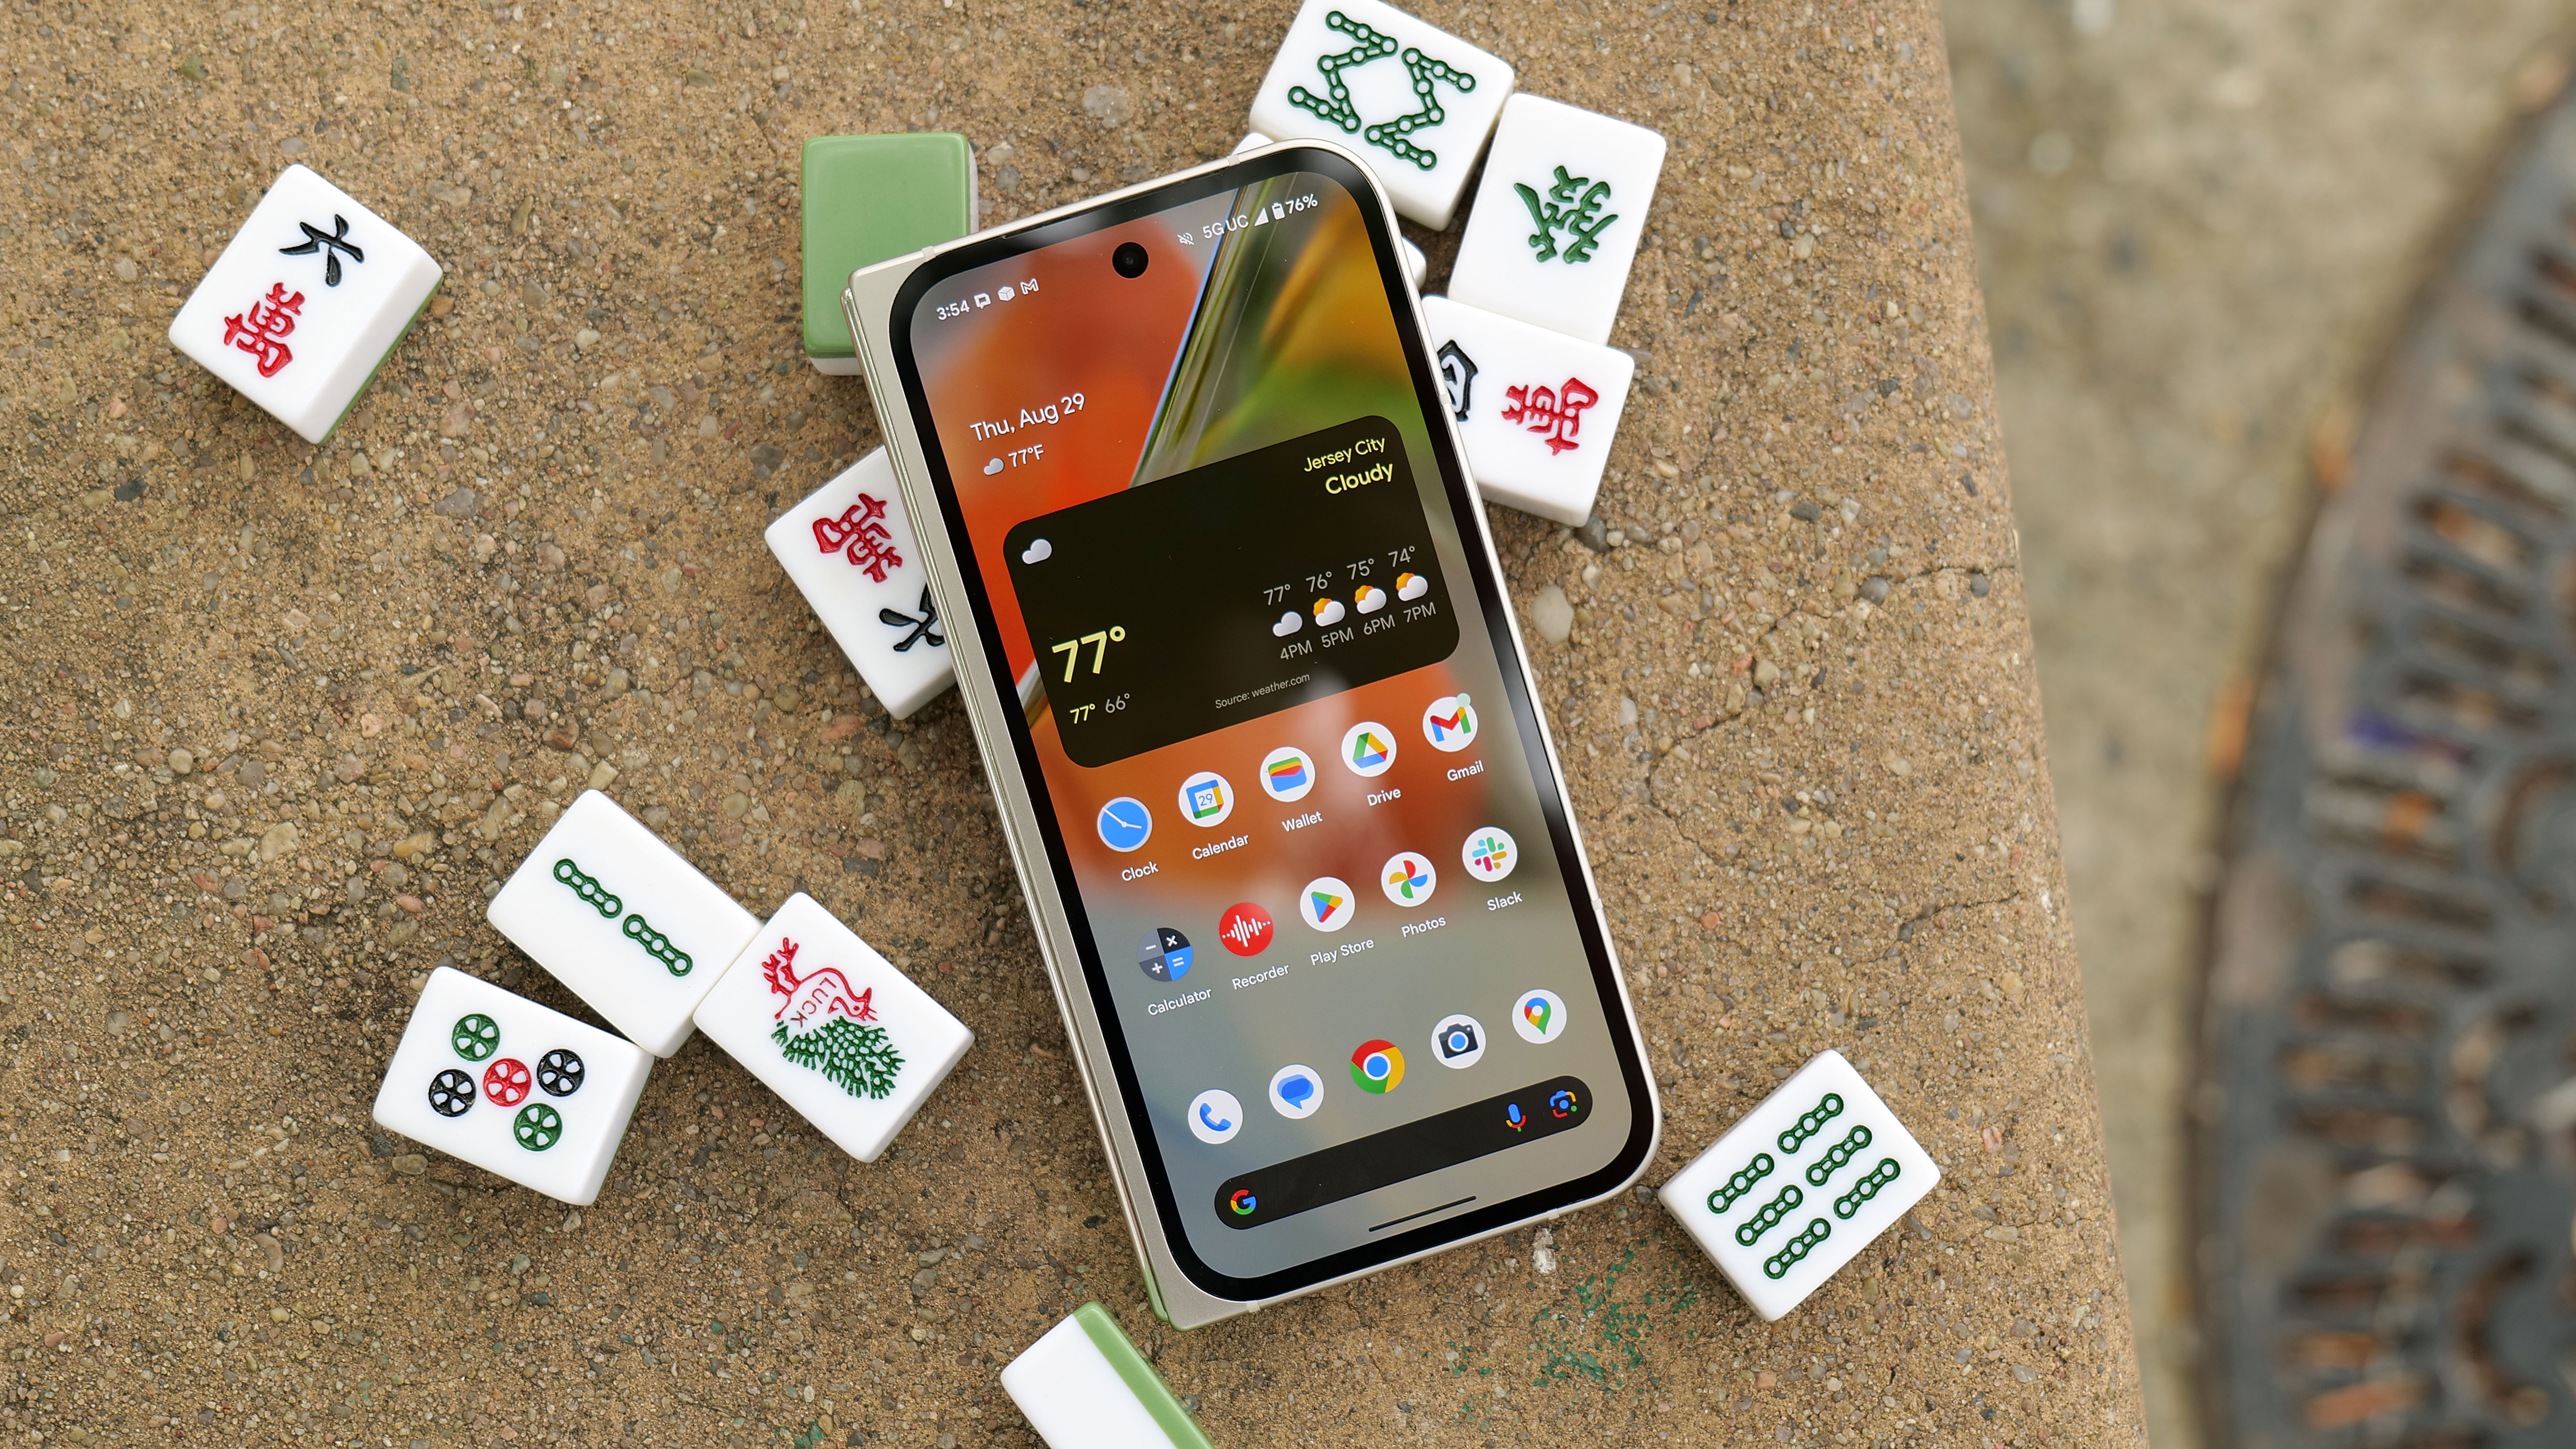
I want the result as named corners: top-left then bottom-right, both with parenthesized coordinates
top-left (984, 457), bottom-right (1006, 475)
top-left (1311, 597), bottom-right (1347, 627)
top-left (1396, 571), bottom-right (1429, 601)
top-left (1271, 610), bottom-right (1303, 638)
top-left (1020, 538), bottom-right (1053, 565)
top-left (1354, 584), bottom-right (1387, 615)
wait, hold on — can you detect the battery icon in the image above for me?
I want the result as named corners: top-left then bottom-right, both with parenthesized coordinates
top-left (1272, 202), bottom-right (1288, 222)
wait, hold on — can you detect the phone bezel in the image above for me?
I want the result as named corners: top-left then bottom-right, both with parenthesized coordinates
top-left (861, 142), bottom-right (1657, 1315)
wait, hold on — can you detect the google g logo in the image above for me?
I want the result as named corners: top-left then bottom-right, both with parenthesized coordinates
top-left (1349, 1039), bottom-right (1406, 1094)
top-left (1228, 1189), bottom-right (1258, 1216)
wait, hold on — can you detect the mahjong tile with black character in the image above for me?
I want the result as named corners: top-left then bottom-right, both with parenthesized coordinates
top-left (1420, 295), bottom-right (1635, 527)
top-left (1246, 0), bottom-right (1516, 229)
top-left (765, 448), bottom-right (954, 720)
top-left (1446, 95), bottom-right (1667, 346)
top-left (486, 790), bottom-right (761, 1057)
top-left (167, 164), bottom-right (443, 445)
top-left (1658, 1050), bottom-right (1938, 1320)
top-left (371, 967), bottom-right (651, 1206)
top-left (690, 892), bottom-right (973, 1164)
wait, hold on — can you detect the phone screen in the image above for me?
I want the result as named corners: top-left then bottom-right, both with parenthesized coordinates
top-left (889, 149), bottom-right (1651, 1299)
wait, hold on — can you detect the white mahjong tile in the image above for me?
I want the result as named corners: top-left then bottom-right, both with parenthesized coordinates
top-left (690, 893), bottom-right (973, 1163)
top-left (1246, 0), bottom-right (1516, 228)
top-left (167, 164), bottom-right (442, 444)
top-left (486, 791), bottom-right (761, 1057)
top-left (1420, 295), bottom-right (1635, 526)
top-left (766, 449), bottom-right (955, 721)
top-left (1447, 95), bottom-right (1668, 346)
top-left (1658, 1050), bottom-right (1939, 1320)
top-left (371, 967), bottom-right (652, 1206)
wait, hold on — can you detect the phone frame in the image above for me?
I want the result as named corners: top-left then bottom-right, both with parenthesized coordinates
top-left (841, 141), bottom-right (1657, 1328)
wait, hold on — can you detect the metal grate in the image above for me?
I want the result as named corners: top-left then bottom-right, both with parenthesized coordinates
top-left (2199, 91), bottom-right (2576, 1449)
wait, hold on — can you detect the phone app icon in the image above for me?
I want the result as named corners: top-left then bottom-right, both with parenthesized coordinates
top-left (1349, 1039), bottom-right (1406, 1094)
top-left (1513, 988), bottom-right (1569, 1044)
top-left (1216, 901), bottom-right (1274, 956)
top-left (1137, 926), bottom-right (1193, 983)
top-left (1178, 770), bottom-right (1235, 827)
top-left (1268, 1063), bottom-right (1324, 1118)
top-left (1430, 1013), bottom-right (1486, 1069)
top-left (1260, 745), bottom-right (1317, 802)
top-left (1188, 1088), bottom-right (1243, 1145)
top-left (1380, 851), bottom-right (1437, 907)
top-left (1299, 876), bottom-right (1356, 932)
top-left (1096, 797), bottom-right (1152, 852)
top-left (1341, 721), bottom-right (1397, 778)
top-left (1422, 693), bottom-right (1478, 752)
top-left (1461, 826), bottom-right (1518, 884)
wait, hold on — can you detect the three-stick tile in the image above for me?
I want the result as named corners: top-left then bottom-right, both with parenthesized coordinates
top-left (767, 448), bottom-right (955, 720)
top-left (486, 790), bottom-right (761, 1057)
top-left (1421, 295), bottom-right (1635, 526)
top-left (1246, 0), bottom-right (1515, 228)
top-left (167, 164), bottom-right (443, 443)
top-left (1657, 1050), bottom-right (1938, 1320)
top-left (371, 966), bottom-right (652, 1206)
top-left (1447, 95), bottom-right (1667, 346)
top-left (691, 892), bottom-right (973, 1163)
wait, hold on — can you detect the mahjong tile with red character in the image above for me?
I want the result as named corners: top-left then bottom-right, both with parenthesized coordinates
top-left (371, 967), bottom-right (652, 1206)
top-left (1419, 295), bottom-right (1635, 526)
top-left (168, 164), bottom-right (442, 444)
top-left (690, 893), bottom-right (973, 1163)
top-left (765, 448), bottom-right (954, 720)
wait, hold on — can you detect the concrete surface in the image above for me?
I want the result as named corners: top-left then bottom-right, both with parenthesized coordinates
top-left (0, 2), bottom-right (2141, 1445)
top-left (1940, 1), bottom-right (2576, 1443)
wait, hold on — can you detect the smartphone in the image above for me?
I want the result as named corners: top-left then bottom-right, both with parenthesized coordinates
top-left (840, 141), bottom-right (1657, 1327)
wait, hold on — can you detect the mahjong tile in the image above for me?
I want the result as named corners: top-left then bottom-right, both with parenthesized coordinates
top-left (765, 448), bottom-right (954, 720)
top-left (1447, 95), bottom-right (1667, 346)
top-left (371, 967), bottom-right (652, 1206)
top-left (486, 790), bottom-right (761, 1057)
top-left (803, 134), bottom-right (977, 374)
top-left (689, 893), bottom-right (973, 1164)
top-left (1657, 1050), bottom-right (1939, 1320)
top-left (1001, 1303), bottom-right (1215, 1449)
top-left (1420, 295), bottom-right (1635, 526)
top-left (1246, 0), bottom-right (1516, 228)
top-left (167, 164), bottom-right (442, 444)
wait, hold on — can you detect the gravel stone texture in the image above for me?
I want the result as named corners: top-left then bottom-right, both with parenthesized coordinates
top-left (0, 2), bottom-right (2140, 1446)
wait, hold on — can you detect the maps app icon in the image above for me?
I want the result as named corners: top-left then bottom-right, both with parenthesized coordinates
top-left (1137, 926), bottom-right (1193, 983)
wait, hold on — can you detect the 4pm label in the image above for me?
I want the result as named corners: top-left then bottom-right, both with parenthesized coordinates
top-left (1002, 417), bottom-right (1459, 766)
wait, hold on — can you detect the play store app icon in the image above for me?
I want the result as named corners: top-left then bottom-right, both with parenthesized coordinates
top-left (1299, 875), bottom-right (1356, 931)
top-left (1341, 721), bottom-right (1397, 778)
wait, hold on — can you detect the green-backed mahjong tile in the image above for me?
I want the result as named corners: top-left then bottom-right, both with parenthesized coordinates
top-left (801, 133), bottom-right (976, 369)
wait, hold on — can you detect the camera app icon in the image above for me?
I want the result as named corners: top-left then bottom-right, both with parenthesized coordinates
top-left (1430, 1012), bottom-right (1486, 1069)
